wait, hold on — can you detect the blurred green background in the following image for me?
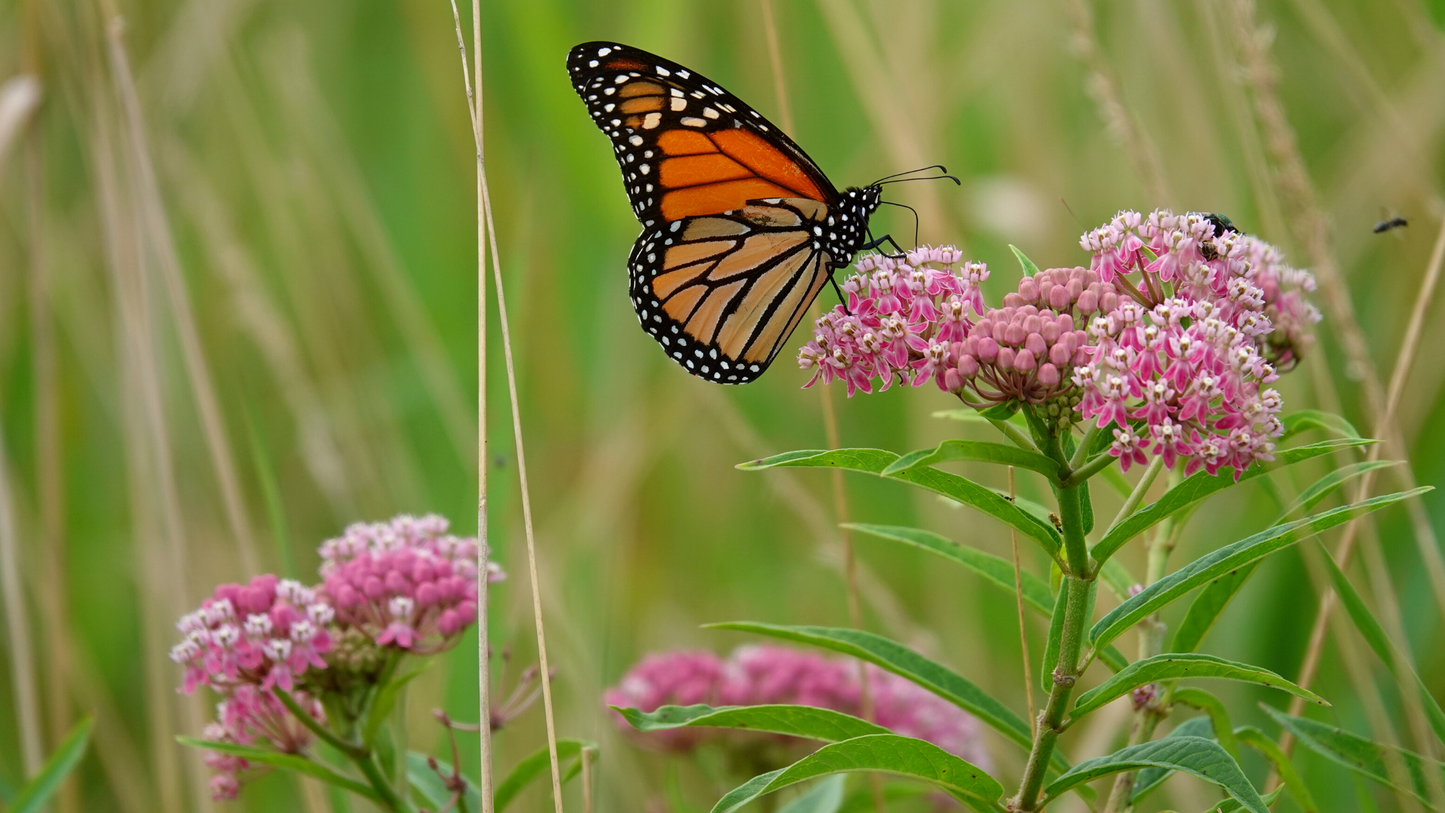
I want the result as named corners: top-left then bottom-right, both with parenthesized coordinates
top-left (0, 0), bottom-right (1443, 810)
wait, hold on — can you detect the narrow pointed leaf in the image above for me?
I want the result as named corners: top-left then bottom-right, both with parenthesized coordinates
top-left (1010, 244), bottom-right (1042, 277)
top-left (885, 465), bottom-right (1060, 554)
top-left (882, 440), bottom-right (1060, 479)
top-left (1043, 737), bottom-right (1267, 813)
top-left (494, 738), bottom-right (592, 812)
top-left (843, 524), bottom-right (1129, 673)
top-left (839, 782), bottom-right (932, 812)
top-left (1171, 561), bottom-right (1261, 654)
top-left (10, 716), bottom-right (94, 813)
top-left (618, 704), bottom-right (886, 742)
top-left (1210, 788), bottom-right (1285, 812)
top-left (1236, 726), bottom-right (1320, 813)
top-left (848, 524), bottom-right (1053, 613)
top-left (778, 775), bottom-right (846, 813)
top-left (1131, 716), bottom-right (1216, 804)
top-left (1070, 653), bottom-right (1325, 720)
top-left (707, 622), bottom-right (1061, 771)
top-left (363, 658), bottom-right (430, 743)
top-left (1090, 489), bottom-right (1427, 651)
top-left (737, 449), bottom-right (1059, 555)
top-left (1265, 707), bottom-right (1445, 805)
top-left (177, 737), bottom-right (380, 801)
top-left (1090, 438), bottom-right (1377, 563)
top-left (1277, 460), bottom-right (1401, 519)
top-left (711, 735), bottom-right (1002, 813)
top-left (1280, 410), bottom-right (1361, 440)
top-left (737, 448), bottom-right (899, 473)
top-left (1040, 582), bottom-right (1070, 694)
top-left (1316, 546), bottom-right (1445, 745)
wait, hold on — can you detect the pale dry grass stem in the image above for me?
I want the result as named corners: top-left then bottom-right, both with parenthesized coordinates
top-left (447, 4), bottom-right (562, 810)
top-left (0, 75), bottom-right (41, 181)
top-left (0, 414), bottom-right (44, 779)
top-left (1007, 467), bottom-right (1036, 725)
top-left (104, 4), bottom-right (259, 576)
top-left (470, 0), bottom-right (496, 808)
top-left (91, 8), bottom-right (214, 807)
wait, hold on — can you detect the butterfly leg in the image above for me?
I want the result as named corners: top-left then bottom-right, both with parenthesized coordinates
top-left (860, 232), bottom-right (906, 257)
top-left (828, 272), bottom-right (851, 315)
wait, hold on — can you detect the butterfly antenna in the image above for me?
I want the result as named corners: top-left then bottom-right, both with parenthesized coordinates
top-left (879, 199), bottom-right (921, 246)
top-left (871, 165), bottom-right (962, 187)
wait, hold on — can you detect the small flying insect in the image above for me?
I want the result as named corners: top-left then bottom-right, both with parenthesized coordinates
top-left (1190, 211), bottom-right (1242, 261)
top-left (1373, 216), bottom-right (1408, 234)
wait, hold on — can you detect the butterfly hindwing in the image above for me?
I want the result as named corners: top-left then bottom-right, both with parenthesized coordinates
top-left (629, 199), bottom-right (834, 383)
top-left (567, 41), bottom-right (838, 226)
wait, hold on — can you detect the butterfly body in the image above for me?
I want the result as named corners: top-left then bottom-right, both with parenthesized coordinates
top-left (568, 41), bottom-right (881, 383)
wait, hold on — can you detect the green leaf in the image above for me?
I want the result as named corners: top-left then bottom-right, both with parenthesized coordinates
top-left (978, 400), bottom-right (1021, 420)
top-left (1236, 726), bottom-right (1320, 813)
top-left (708, 622), bottom-right (1058, 771)
top-left (176, 737), bottom-right (380, 801)
top-left (737, 448), bottom-right (898, 473)
top-left (845, 524), bottom-right (1128, 673)
top-left (778, 775), bottom-right (846, 813)
top-left (1264, 707), bottom-right (1445, 805)
top-left (1009, 244), bottom-right (1042, 277)
top-left (737, 449), bottom-right (1060, 556)
top-left (407, 751), bottom-right (483, 812)
top-left (1315, 544), bottom-right (1445, 745)
top-left (1070, 653), bottom-right (1326, 720)
top-left (1131, 716), bottom-right (1216, 804)
top-left (711, 735), bottom-right (1002, 813)
top-left (617, 704), bottom-right (886, 742)
top-left (363, 659), bottom-right (431, 744)
top-left (885, 466), bottom-right (1060, 555)
top-left (848, 524), bottom-right (1053, 613)
top-left (1276, 460), bottom-right (1402, 519)
top-left (494, 738), bottom-right (592, 813)
top-left (1210, 787), bottom-right (1285, 812)
top-left (1040, 583), bottom-right (1069, 694)
top-left (881, 440), bottom-right (1060, 479)
top-left (1089, 489), bottom-right (1427, 651)
top-left (1280, 410), bottom-right (1361, 440)
top-left (1042, 737), bottom-right (1267, 813)
top-left (1170, 562), bottom-right (1262, 654)
top-left (838, 782), bottom-right (932, 812)
top-left (1090, 438), bottom-right (1377, 564)
top-left (9, 715), bottom-right (94, 813)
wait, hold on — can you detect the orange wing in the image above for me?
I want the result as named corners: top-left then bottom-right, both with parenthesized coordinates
top-left (568, 42), bottom-right (837, 227)
top-left (628, 200), bottom-right (833, 383)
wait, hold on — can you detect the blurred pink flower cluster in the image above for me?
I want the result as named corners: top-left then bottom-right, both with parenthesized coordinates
top-left (200, 686), bottom-right (326, 800)
top-left (319, 514), bottom-right (501, 653)
top-left (797, 210), bottom-right (1319, 478)
top-left (603, 645), bottom-right (988, 769)
top-left (172, 513), bottom-right (502, 800)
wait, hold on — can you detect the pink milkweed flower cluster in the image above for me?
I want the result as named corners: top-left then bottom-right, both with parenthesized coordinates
top-left (319, 514), bottom-right (501, 653)
top-left (172, 513), bottom-right (502, 800)
top-left (171, 575), bottom-right (336, 696)
top-left (797, 246), bottom-right (987, 396)
top-left (201, 686), bottom-right (326, 800)
top-left (603, 645), bottom-right (988, 769)
top-left (798, 210), bottom-right (1319, 478)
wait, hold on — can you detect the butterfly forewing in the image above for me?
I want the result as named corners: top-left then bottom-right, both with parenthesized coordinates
top-left (567, 42), bottom-right (837, 225)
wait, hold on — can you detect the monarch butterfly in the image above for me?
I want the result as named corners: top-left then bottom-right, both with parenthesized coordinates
top-left (567, 41), bottom-right (937, 384)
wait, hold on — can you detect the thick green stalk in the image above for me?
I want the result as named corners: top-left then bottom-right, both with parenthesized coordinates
top-left (1013, 434), bottom-right (1096, 812)
top-left (1014, 572), bottom-right (1092, 811)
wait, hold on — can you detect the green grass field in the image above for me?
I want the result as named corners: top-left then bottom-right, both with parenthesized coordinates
top-left (1, 0), bottom-right (1444, 810)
